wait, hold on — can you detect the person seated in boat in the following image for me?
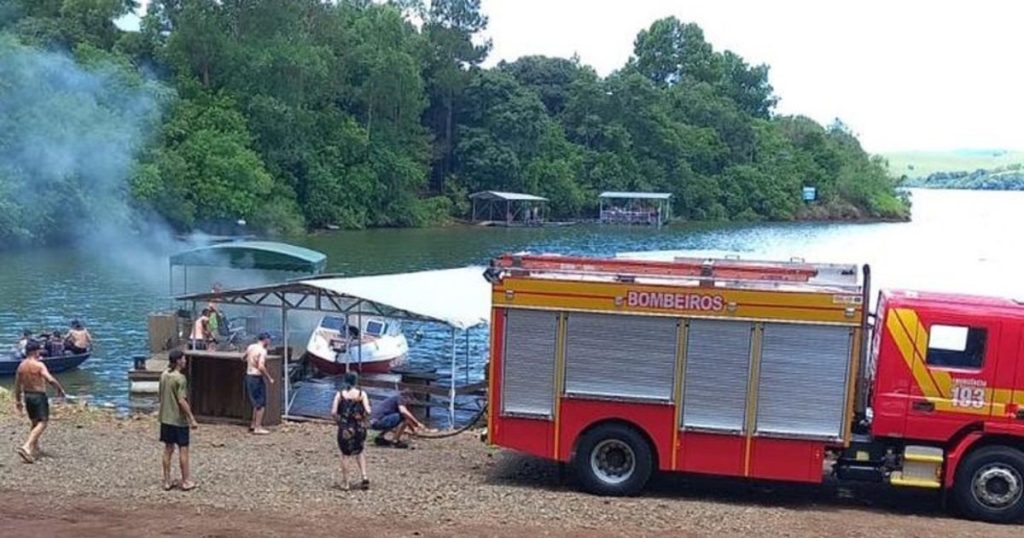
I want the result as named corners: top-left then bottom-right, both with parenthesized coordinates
top-left (15, 330), bottom-right (32, 358)
top-left (65, 321), bottom-right (92, 355)
top-left (370, 390), bottom-right (423, 449)
top-left (189, 309), bottom-right (212, 350)
top-left (45, 331), bottom-right (65, 357)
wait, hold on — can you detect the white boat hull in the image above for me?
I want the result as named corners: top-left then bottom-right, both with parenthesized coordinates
top-left (306, 316), bottom-right (409, 375)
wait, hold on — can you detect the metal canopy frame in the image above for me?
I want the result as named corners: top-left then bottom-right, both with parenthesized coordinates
top-left (598, 192), bottom-right (673, 227)
top-left (469, 191), bottom-right (548, 224)
top-left (178, 280), bottom-right (485, 427)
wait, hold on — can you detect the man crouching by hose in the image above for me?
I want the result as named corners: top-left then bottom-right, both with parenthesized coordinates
top-left (14, 341), bottom-right (66, 463)
top-left (370, 390), bottom-right (424, 449)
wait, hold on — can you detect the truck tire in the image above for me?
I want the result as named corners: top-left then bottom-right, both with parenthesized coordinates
top-left (953, 445), bottom-right (1024, 523)
top-left (573, 423), bottom-right (653, 496)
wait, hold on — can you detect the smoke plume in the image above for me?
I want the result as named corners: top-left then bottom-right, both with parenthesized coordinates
top-left (0, 35), bottom-right (182, 288)
top-left (0, 36), bottom-right (166, 239)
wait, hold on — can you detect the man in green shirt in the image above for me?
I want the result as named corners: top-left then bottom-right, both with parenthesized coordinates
top-left (158, 350), bottom-right (198, 491)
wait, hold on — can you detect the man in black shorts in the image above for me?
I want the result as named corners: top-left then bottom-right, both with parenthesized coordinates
top-left (13, 341), bottom-right (66, 463)
top-left (158, 350), bottom-right (199, 491)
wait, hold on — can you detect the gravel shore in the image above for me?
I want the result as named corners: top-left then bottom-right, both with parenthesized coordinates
top-left (0, 398), bottom-right (1020, 537)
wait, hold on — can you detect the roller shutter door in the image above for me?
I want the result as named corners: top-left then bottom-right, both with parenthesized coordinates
top-left (564, 313), bottom-right (678, 401)
top-left (501, 309), bottom-right (558, 417)
top-left (755, 323), bottom-right (852, 440)
top-left (681, 319), bottom-right (753, 432)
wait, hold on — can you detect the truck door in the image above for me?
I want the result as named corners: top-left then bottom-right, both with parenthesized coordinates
top-left (903, 310), bottom-right (1001, 442)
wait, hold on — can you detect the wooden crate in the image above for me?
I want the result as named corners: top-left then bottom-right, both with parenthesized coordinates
top-left (185, 350), bottom-right (282, 426)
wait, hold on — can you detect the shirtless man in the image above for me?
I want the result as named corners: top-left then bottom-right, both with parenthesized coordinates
top-left (189, 309), bottom-right (212, 350)
top-left (13, 341), bottom-right (66, 463)
top-left (66, 321), bottom-right (92, 354)
top-left (244, 332), bottom-right (275, 434)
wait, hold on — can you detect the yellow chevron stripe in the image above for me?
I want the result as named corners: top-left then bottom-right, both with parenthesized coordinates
top-left (887, 308), bottom-right (1015, 417)
top-left (887, 308), bottom-right (941, 398)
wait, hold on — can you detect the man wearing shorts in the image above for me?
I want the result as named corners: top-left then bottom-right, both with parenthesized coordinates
top-left (189, 309), bottom-right (212, 350)
top-left (13, 341), bottom-right (66, 463)
top-left (244, 333), bottom-right (274, 435)
top-left (370, 391), bottom-right (423, 449)
top-left (159, 350), bottom-right (199, 491)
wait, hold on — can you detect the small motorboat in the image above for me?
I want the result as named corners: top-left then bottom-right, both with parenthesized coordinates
top-left (0, 351), bottom-right (91, 376)
top-left (306, 315), bottom-right (408, 375)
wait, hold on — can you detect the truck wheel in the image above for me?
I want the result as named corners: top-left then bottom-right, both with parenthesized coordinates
top-left (573, 423), bottom-right (653, 496)
top-left (954, 446), bottom-right (1024, 523)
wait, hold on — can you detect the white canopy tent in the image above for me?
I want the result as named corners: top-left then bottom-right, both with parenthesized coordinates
top-left (300, 267), bottom-right (490, 330)
top-left (177, 266), bottom-right (492, 425)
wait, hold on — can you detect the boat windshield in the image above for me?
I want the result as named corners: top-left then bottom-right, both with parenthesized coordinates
top-left (364, 319), bottom-right (386, 337)
top-left (321, 316), bottom-right (346, 331)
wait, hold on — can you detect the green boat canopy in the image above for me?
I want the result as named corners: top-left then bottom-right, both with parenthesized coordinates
top-left (169, 241), bottom-right (327, 274)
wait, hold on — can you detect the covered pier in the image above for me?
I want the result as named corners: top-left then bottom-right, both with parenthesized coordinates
top-left (176, 266), bottom-right (491, 427)
top-left (469, 191), bottom-right (548, 226)
top-left (598, 191), bottom-right (672, 226)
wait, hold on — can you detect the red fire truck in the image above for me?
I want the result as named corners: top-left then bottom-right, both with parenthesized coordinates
top-left (483, 253), bottom-right (1024, 523)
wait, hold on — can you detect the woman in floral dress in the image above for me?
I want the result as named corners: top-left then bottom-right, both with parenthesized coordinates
top-left (331, 372), bottom-right (371, 490)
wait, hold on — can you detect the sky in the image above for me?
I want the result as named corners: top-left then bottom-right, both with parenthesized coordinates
top-left (123, 0), bottom-right (1023, 153)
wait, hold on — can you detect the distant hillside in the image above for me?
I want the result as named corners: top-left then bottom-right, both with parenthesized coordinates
top-left (883, 149), bottom-right (1024, 179)
top-left (882, 150), bottom-right (1024, 190)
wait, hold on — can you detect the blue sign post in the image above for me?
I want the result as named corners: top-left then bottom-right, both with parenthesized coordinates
top-left (802, 186), bottom-right (817, 202)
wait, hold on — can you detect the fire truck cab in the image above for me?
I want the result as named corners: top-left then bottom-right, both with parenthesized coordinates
top-left (484, 254), bottom-right (1024, 523)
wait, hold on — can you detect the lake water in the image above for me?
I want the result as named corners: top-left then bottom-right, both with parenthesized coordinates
top-left (2, 188), bottom-right (1022, 408)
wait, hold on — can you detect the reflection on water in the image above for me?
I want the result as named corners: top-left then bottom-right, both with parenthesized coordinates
top-left (2, 189), bottom-right (1023, 408)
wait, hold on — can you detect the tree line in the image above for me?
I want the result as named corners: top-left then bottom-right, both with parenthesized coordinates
top-left (0, 0), bottom-right (909, 245)
top-left (902, 164), bottom-right (1024, 191)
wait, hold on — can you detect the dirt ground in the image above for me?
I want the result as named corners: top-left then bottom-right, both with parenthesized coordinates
top-left (0, 400), bottom-right (1021, 537)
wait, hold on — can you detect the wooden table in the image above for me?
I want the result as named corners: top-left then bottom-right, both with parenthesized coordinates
top-left (184, 350), bottom-right (282, 426)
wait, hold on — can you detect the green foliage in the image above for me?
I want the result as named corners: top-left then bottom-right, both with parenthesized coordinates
top-left (0, 4), bottom-right (910, 248)
top-left (132, 94), bottom-right (278, 229)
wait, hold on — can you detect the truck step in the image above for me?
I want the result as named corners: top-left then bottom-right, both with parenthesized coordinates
top-left (903, 453), bottom-right (943, 464)
top-left (903, 445), bottom-right (943, 462)
top-left (891, 445), bottom-right (944, 489)
top-left (889, 471), bottom-right (942, 489)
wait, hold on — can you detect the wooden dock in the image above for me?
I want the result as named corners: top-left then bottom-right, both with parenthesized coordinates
top-left (129, 350), bottom-right (487, 427)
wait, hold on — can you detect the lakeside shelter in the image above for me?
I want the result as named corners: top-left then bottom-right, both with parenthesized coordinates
top-left (598, 191), bottom-right (672, 227)
top-left (154, 241), bottom-right (329, 353)
top-left (469, 191), bottom-right (548, 225)
top-left (176, 266), bottom-right (491, 427)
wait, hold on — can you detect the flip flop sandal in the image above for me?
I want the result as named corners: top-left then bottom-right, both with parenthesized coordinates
top-left (17, 447), bottom-right (34, 464)
top-left (359, 479), bottom-right (370, 490)
top-left (163, 482), bottom-right (176, 491)
top-left (180, 482), bottom-right (198, 492)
